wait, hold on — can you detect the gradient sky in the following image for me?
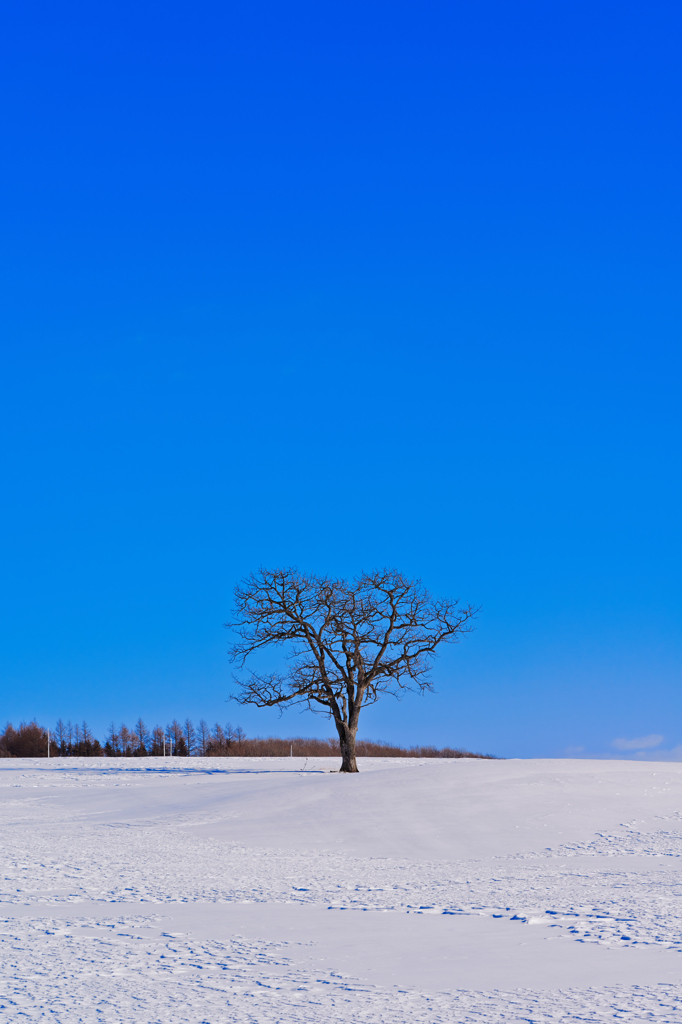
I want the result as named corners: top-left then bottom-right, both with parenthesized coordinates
top-left (1, 0), bottom-right (681, 759)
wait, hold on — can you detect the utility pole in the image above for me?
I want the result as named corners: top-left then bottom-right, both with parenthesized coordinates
top-left (47, 729), bottom-right (50, 758)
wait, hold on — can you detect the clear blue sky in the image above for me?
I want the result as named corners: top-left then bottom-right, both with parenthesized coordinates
top-left (1, 0), bottom-right (680, 759)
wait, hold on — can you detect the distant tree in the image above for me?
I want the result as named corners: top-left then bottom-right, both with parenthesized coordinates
top-left (228, 568), bottom-right (477, 772)
top-left (79, 721), bottom-right (94, 755)
top-left (119, 724), bottom-right (133, 756)
top-left (149, 725), bottom-right (165, 755)
top-left (134, 718), bottom-right (149, 756)
top-left (197, 719), bottom-right (210, 756)
top-left (167, 719), bottom-right (187, 755)
top-left (183, 718), bottom-right (196, 756)
top-left (207, 723), bottom-right (226, 754)
top-left (105, 722), bottom-right (120, 756)
top-left (54, 719), bottom-right (67, 756)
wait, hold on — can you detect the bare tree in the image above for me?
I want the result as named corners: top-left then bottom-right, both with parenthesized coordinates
top-left (106, 722), bottom-right (120, 755)
top-left (227, 568), bottom-right (477, 772)
top-left (134, 718), bottom-right (149, 753)
top-left (150, 725), bottom-right (165, 755)
top-left (168, 719), bottom-right (187, 755)
top-left (54, 719), bottom-right (66, 755)
top-left (197, 719), bottom-right (210, 756)
top-left (183, 718), bottom-right (196, 755)
top-left (211, 723), bottom-right (226, 752)
top-left (120, 724), bottom-right (132, 755)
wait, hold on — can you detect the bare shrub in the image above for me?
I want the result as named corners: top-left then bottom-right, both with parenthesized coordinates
top-left (204, 733), bottom-right (495, 759)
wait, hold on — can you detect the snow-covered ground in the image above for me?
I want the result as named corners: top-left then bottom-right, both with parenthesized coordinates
top-left (2, 756), bottom-right (682, 1022)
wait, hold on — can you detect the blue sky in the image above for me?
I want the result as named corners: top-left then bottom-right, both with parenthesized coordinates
top-left (1, 0), bottom-right (680, 758)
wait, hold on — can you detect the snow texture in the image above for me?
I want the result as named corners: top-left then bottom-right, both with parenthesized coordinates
top-left (2, 756), bottom-right (682, 1021)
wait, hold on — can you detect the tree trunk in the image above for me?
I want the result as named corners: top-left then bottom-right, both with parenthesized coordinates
top-left (336, 721), bottom-right (359, 773)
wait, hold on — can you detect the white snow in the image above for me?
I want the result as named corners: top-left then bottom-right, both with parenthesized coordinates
top-left (2, 755), bottom-right (682, 1021)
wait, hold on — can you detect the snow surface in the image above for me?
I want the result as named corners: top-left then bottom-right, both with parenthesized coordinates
top-left (2, 755), bottom-right (682, 1021)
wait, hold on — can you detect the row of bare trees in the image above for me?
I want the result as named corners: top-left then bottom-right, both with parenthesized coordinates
top-left (104, 719), bottom-right (247, 756)
top-left (51, 720), bottom-right (103, 756)
top-left (0, 719), bottom-right (493, 759)
top-left (0, 718), bottom-right (246, 757)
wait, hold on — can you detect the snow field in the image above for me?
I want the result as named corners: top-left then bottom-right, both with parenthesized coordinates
top-left (2, 756), bottom-right (682, 1021)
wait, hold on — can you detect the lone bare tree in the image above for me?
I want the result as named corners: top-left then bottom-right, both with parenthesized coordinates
top-left (227, 568), bottom-right (478, 772)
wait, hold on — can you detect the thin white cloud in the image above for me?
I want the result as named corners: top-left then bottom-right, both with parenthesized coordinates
top-left (612, 734), bottom-right (663, 751)
top-left (645, 745), bottom-right (682, 762)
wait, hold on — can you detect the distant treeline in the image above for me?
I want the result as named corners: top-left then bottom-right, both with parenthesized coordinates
top-left (0, 718), bottom-right (495, 760)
